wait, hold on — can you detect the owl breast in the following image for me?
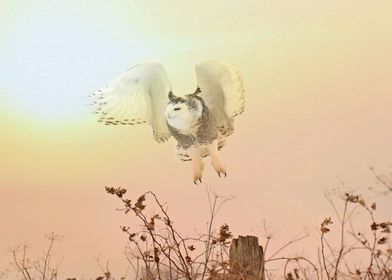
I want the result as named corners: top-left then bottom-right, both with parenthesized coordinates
top-left (167, 103), bottom-right (218, 150)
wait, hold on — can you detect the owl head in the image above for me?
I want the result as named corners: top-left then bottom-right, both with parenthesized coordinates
top-left (165, 88), bottom-right (203, 130)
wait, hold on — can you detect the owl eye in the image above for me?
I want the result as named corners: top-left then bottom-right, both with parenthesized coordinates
top-left (174, 107), bottom-right (181, 111)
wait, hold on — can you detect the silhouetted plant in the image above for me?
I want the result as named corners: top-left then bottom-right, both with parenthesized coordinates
top-left (105, 187), bottom-right (234, 280)
top-left (261, 190), bottom-right (392, 280)
top-left (370, 167), bottom-right (392, 194)
top-left (7, 169), bottom-right (392, 280)
top-left (9, 233), bottom-right (62, 280)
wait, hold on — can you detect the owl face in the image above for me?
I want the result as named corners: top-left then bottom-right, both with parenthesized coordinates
top-left (165, 92), bottom-right (203, 131)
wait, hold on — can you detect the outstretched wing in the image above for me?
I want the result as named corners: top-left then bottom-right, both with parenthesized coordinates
top-left (90, 60), bottom-right (172, 143)
top-left (195, 59), bottom-right (245, 136)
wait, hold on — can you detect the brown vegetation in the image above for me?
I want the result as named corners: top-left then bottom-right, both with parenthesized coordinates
top-left (8, 233), bottom-right (62, 280)
top-left (5, 169), bottom-right (392, 280)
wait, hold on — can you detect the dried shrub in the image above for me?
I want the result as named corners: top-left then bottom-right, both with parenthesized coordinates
top-left (106, 187), bottom-right (234, 280)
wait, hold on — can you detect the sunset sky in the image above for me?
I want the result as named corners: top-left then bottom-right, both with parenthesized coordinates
top-left (1, 1), bottom-right (392, 278)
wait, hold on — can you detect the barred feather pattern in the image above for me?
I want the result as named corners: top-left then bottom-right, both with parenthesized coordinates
top-left (88, 60), bottom-right (172, 143)
top-left (168, 94), bottom-right (227, 162)
top-left (176, 134), bottom-right (226, 162)
top-left (89, 59), bottom-right (245, 157)
top-left (195, 59), bottom-right (245, 139)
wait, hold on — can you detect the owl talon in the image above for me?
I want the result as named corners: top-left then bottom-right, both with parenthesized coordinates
top-left (193, 178), bottom-right (202, 185)
top-left (217, 171), bottom-right (227, 178)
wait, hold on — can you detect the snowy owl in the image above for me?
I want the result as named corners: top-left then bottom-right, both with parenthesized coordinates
top-left (90, 60), bottom-right (245, 184)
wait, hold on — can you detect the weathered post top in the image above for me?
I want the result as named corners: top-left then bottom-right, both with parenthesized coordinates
top-left (229, 235), bottom-right (265, 280)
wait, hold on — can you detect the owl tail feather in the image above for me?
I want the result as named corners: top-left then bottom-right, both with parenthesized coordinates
top-left (176, 136), bottom-right (226, 162)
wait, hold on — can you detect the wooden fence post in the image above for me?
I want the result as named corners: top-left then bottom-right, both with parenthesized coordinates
top-left (229, 235), bottom-right (265, 280)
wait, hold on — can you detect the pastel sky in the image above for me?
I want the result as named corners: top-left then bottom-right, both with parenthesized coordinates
top-left (1, 1), bottom-right (391, 278)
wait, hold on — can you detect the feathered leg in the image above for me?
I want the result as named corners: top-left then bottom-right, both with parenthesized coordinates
top-left (190, 146), bottom-right (204, 184)
top-left (207, 140), bottom-right (227, 177)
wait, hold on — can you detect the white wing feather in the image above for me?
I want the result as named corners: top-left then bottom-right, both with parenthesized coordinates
top-left (90, 60), bottom-right (172, 143)
top-left (195, 60), bottom-right (245, 136)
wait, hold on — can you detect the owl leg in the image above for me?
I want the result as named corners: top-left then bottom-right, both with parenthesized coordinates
top-left (207, 140), bottom-right (227, 177)
top-left (189, 146), bottom-right (204, 184)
